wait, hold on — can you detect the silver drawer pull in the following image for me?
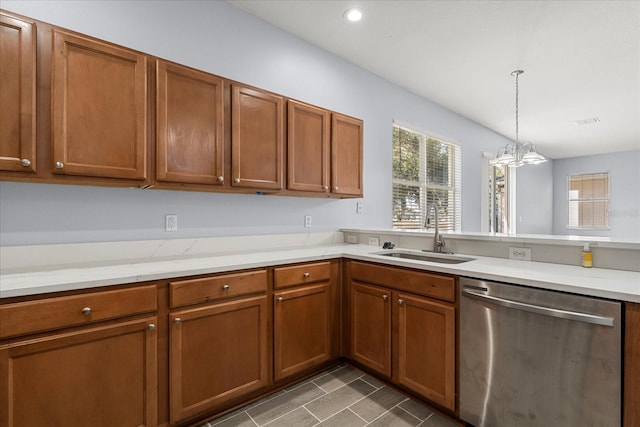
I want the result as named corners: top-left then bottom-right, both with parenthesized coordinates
top-left (218, 176), bottom-right (224, 182)
top-left (382, 294), bottom-right (388, 301)
top-left (398, 298), bottom-right (404, 305)
top-left (222, 284), bottom-right (230, 290)
top-left (55, 161), bottom-right (64, 169)
top-left (174, 318), bottom-right (182, 325)
top-left (277, 296), bottom-right (283, 302)
top-left (21, 159), bottom-right (31, 167)
top-left (81, 307), bottom-right (91, 315)
top-left (147, 324), bottom-right (156, 331)
top-left (234, 178), bottom-right (241, 183)
top-left (303, 272), bottom-right (310, 278)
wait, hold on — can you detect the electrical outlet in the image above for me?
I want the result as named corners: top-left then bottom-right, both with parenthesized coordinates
top-left (356, 201), bottom-right (363, 214)
top-left (346, 235), bottom-right (358, 244)
top-left (165, 214), bottom-right (178, 232)
top-left (304, 215), bottom-right (312, 228)
top-left (509, 246), bottom-right (531, 261)
top-left (368, 236), bottom-right (380, 246)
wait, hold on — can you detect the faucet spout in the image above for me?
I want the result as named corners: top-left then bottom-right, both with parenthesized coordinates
top-left (425, 203), bottom-right (445, 253)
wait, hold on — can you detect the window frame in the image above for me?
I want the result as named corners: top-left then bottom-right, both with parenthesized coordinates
top-left (392, 123), bottom-right (462, 232)
top-left (566, 171), bottom-right (610, 230)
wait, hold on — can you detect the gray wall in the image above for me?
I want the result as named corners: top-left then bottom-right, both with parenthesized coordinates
top-left (0, 0), bottom-right (540, 245)
top-left (552, 150), bottom-right (640, 239)
top-left (516, 160), bottom-right (554, 235)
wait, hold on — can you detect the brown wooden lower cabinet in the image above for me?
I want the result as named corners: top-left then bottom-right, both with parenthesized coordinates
top-left (169, 295), bottom-right (268, 424)
top-left (350, 282), bottom-right (391, 377)
top-left (0, 317), bottom-right (157, 427)
top-left (274, 283), bottom-right (332, 380)
top-left (394, 291), bottom-right (455, 410)
top-left (624, 302), bottom-right (640, 427)
top-left (347, 261), bottom-right (456, 412)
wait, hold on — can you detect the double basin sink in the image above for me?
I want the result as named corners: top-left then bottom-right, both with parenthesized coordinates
top-left (372, 249), bottom-right (474, 264)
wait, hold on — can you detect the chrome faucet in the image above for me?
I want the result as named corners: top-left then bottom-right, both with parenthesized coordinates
top-left (425, 202), bottom-right (446, 253)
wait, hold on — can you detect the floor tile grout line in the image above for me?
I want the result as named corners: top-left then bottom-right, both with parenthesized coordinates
top-left (348, 407), bottom-right (370, 425)
top-left (393, 403), bottom-right (426, 424)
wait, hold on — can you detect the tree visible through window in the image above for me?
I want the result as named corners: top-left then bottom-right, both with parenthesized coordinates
top-left (392, 124), bottom-right (461, 231)
top-left (567, 172), bottom-right (609, 229)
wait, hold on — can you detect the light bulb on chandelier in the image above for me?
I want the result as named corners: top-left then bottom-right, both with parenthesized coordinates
top-left (490, 70), bottom-right (547, 168)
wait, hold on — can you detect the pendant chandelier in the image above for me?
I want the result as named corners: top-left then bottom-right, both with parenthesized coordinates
top-left (491, 70), bottom-right (547, 168)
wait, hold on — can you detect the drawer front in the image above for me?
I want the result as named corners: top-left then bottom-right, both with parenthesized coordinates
top-left (274, 262), bottom-right (331, 289)
top-left (350, 261), bottom-right (455, 302)
top-left (0, 285), bottom-right (157, 339)
top-left (170, 269), bottom-right (267, 308)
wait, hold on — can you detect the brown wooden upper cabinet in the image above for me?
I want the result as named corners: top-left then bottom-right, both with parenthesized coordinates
top-left (156, 60), bottom-right (225, 185)
top-left (331, 113), bottom-right (363, 197)
top-left (231, 84), bottom-right (284, 191)
top-left (287, 100), bottom-right (330, 193)
top-left (0, 13), bottom-right (36, 173)
top-left (51, 30), bottom-right (147, 180)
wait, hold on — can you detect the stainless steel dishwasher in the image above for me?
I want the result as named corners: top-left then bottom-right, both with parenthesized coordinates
top-left (459, 277), bottom-right (622, 427)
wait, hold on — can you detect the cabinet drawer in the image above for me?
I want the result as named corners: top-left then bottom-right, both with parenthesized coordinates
top-left (170, 270), bottom-right (267, 308)
top-left (350, 261), bottom-right (456, 302)
top-left (274, 262), bottom-right (331, 289)
top-left (0, 285), bottom-right (157, 339)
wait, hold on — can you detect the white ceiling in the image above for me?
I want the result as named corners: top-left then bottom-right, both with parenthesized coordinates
top-left (228, 0), bottom-right (639, 159)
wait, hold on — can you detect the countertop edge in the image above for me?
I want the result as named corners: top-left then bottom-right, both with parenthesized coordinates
top-left (1, 244), bottom-right (639, 302)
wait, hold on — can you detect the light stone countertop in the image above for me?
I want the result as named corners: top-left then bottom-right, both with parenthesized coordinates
top-left (1, 244), bottom-right (639, 302)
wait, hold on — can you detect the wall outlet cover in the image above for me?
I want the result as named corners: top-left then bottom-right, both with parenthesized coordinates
top-left (346, 235), bottom-right (358, 244)
top-left (509, 246), bottom-right (531, 261)
top-left (368, 237), bottom-right (380, 246)
top-left (304, 215), bottom-right (312, 228)
top-left (165, 214), bottom-right (178, 232)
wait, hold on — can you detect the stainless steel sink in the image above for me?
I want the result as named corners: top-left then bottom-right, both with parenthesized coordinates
top-left (372, 250), bottom-right (474, 264)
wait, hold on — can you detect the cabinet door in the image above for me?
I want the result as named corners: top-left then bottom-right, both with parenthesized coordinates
top-left (331, 113), bottom-right (363, 197)
top-left (169, 296), bottom-right (268, 423)
top-left (395, 292), bottom-right (455, 410)
top-left (274, 283), bottom-right (331, 380)
top-left (156, 60), bottom-right (224, 185)
top-left (231, 85), bottom-right (283, 190)
top-left (0, 317), bottom-right (157, 427)
top-left (350, 282), bottom-right (391, 377)
top-left (287, 100), bottom-right (330, 193)
top-left (51, 30), bottom-right (147, 180)
top-left (625, 302), bottom-right (640, 427)
top-left (0, 13), bottom-right (36, 173)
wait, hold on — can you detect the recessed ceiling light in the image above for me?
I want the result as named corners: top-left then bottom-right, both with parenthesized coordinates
top-left (344, 8), bottom-right (364, 22)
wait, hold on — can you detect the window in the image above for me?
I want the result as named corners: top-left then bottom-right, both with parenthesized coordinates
top-left (488, 163), bottom-right (509, 233)
top-left (392, 124), bottom-right (461, 231)
top-left (567, 172), bottom-right (609, 229)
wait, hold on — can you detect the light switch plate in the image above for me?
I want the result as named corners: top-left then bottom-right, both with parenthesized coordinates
top-left (368, 237), bottom-right (380, 246)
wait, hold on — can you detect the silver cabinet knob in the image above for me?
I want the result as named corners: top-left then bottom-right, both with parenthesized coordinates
top-left (218, 176), bottom-right (224, 182)
top-left (234, 178), bottom-right (241, 183)
top-left (333, 186), bottom-right (339, 191)
top-left (81, 307), bottom-right (91, 315)
top-left (147, 324), bottom-right (156, 331)
top-left (21, 159), bottom-right (31, 167)
top-left (277, 296), bottom-right (283, 302)
top-left (303, 272), bottom-right (310, 278)
top-left (398, 298), bottom-right (404, 305)
top-left (322, 185), bottom-right (328, 191)
top-left (55, 161), bottom-right (64, 169)
top-left (222, 284), bottom-right (230, 290)
top-left (382, 294), bottom-right (388, 301)
top-left (174, 318), bottom-right (182, 325)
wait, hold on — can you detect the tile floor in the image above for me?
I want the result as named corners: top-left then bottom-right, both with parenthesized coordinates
top-left (201, 364), bottom-right (461, 427)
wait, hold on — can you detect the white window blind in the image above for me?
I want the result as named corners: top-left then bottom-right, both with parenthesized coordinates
top-left (567, 172), bottom-right (609, 229)
top-left (392, 124), bottom-right (461, 231)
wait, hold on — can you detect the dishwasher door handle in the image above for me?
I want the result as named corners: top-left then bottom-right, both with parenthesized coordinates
top-left (461, 287), bottom-right (615, 326)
